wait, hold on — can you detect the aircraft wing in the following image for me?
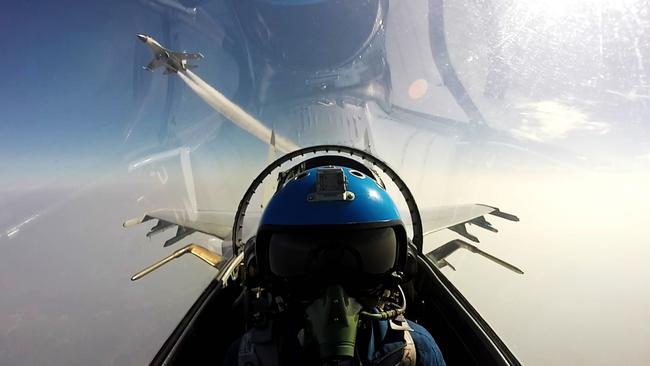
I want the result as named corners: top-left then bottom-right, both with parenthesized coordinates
top-left (172, 51), bottom-right (204, 60)
top-left (124, 209), bottom-right (234, 247)
top-left (144, 58), bottom-right (165, 71)
top-left (418, 203), bottom-right (523, 274)
top-left (420, 204), bottom-right (519, 242)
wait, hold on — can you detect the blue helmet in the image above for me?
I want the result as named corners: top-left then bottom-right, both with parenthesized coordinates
top-left (255, 164), bottom-right (408, 292)
top-left (260, 166), bottom-right (401, 227)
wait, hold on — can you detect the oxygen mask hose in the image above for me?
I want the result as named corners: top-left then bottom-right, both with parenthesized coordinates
top-left (359, 285), bottom-right (407, 321)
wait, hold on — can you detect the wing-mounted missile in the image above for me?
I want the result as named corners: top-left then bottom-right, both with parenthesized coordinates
top-left (486, 207), bottom-right (520, 221)
top-left (469, 216), bottom-right (498, 233)
top-left (426, 239), bottom-right (523, 275)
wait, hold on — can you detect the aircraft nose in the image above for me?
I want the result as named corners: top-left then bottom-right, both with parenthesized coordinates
top-left (137, 34), bottom-right (148, 43)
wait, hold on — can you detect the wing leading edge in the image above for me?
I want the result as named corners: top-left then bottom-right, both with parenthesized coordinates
top-left (420, 203), bottom-right (518, 240)
top-left (171, 51), bottom-right (204, 60)
top-left (124, 209), bottom-right (234, 247)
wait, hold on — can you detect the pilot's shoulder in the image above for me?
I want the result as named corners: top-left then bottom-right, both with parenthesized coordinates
top-left (407, 320), bottom-right (446, 366)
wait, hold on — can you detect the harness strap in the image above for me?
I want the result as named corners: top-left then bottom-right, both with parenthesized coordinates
top-left (402, 330), bottom-right (417, 366)
top-left (369, 316), bottom-right (417, 366)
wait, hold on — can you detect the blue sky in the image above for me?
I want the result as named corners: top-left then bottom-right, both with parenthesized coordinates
top-left (0, 0), bottom-right (249, 189)
top-left (1, 1), bottom-right (138, 185)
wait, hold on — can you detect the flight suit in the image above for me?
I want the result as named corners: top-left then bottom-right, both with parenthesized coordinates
top-left (223, 317), bottom-right (446, 366)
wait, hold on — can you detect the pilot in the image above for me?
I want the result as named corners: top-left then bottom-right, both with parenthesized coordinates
top-left (224, 165), bottom-right (445, 365)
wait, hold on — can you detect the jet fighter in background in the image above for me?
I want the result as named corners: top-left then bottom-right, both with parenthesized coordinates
top-left (137, 34), bottom-right (204, 74)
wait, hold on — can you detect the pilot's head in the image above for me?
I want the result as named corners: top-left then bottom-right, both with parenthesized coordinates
top-left (251, 162), bottom-right (409, 361)
top-left (254, 164), bottom-right (408, 300)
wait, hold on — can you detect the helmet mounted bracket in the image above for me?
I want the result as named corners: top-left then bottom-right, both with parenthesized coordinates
top-left (307, 167), bottom-right (355, 202)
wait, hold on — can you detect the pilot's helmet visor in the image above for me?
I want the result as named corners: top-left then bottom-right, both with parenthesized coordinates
top-left (268, 227), bottom-right (397, 278)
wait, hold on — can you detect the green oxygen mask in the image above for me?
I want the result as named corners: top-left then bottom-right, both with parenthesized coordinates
top-left (304, 284), bottom-right (363, 360)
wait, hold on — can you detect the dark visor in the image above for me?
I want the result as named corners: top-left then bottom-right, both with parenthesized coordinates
top-left (268, 227), bottom-right (397, 278)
